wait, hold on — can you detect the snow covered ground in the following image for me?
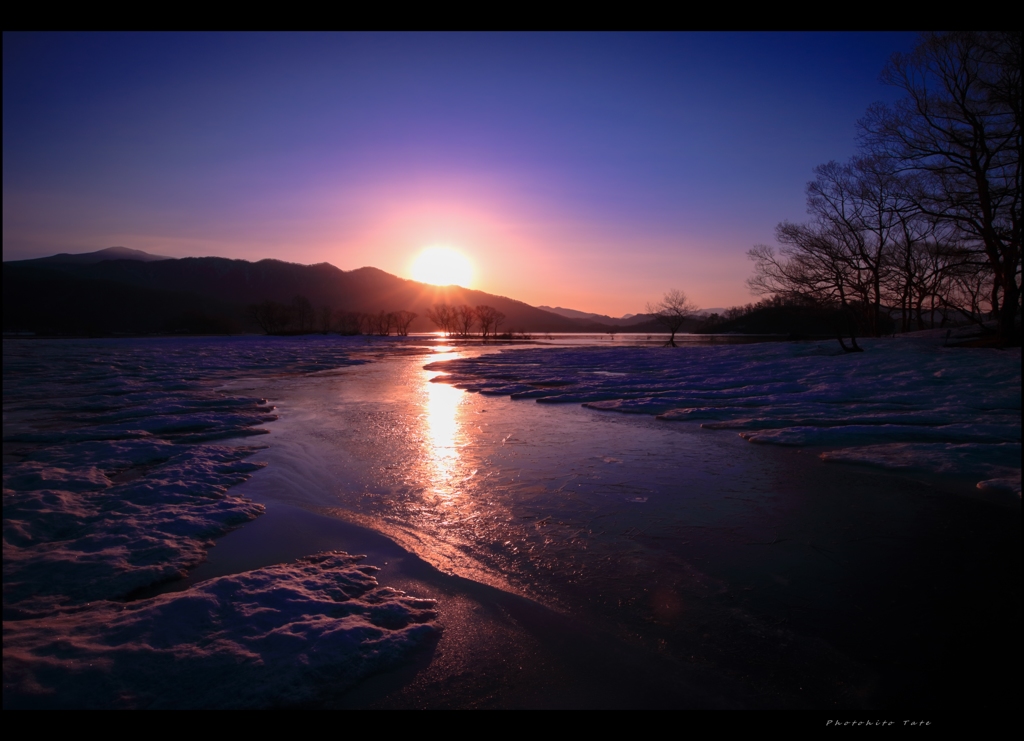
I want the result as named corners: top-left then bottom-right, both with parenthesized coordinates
top-left (426, 338), bottom-right (1021, 497)
top-left (4, 552), bottom-right (437, 708)
top-left (3, 337), bottom-right (438, 708)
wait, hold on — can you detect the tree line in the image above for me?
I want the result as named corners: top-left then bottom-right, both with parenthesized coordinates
top-left (245, 297), bottom-right (511, 339)
top-left (246, 296), bottom-right (418, 336)
top-left (748, 32), bottom-right (1020, 346)
top-left (425, 303), bottom-right (507, 338)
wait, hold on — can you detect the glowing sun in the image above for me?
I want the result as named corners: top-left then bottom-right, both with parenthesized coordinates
top-left (411, 246), bottom-right (473, 287)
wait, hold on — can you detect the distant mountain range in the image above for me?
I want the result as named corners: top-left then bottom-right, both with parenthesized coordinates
top-left (536, 305), bottom-right (649, 326)
top-left (25, 246), bottom-right (174, 265)
top-left (540, 304), bottom-right (729, 321)
top-left (4, 248), bottom-right (675, 336)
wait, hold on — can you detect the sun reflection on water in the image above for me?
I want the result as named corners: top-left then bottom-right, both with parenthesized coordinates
top-left (423, 352), bottom-right (465, 501)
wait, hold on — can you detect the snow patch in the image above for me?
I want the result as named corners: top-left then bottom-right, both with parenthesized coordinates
top-left (4, 337), bottom-right (439, 706)
top-left (4, 337), bottom-right (374, 616)
top-left (4, 552), bottom-right (438, 708)
top-left (427, 340), bottom-right (1021, 493)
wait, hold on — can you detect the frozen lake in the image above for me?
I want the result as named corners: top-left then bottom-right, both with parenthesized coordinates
top-left (4, 336), bottom-right (1020, 709)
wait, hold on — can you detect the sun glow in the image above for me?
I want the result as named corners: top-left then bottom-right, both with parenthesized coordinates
top-left (411, 246), bottom-right (473, 287)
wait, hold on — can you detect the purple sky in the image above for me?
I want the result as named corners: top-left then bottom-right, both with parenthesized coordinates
top-left (3, 32), bottom-right (919, 316)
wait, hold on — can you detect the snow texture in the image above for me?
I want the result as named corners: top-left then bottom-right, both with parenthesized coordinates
top-left (4, 338), bottom-right (438, 707)
top-left (427, 339), bottom-right (1021, 495)
top-left (4, 552), bottom-right (437, 708)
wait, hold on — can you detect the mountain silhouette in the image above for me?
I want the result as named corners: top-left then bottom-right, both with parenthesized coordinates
top-left (4, 250), bottom-right (661, 336)
top-left (537, 305), bottom-right (657, 326)
top-left (23, 246), bottom-right (174, 265)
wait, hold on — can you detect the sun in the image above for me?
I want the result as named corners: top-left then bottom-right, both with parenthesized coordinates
top-left (411, 246), bottom-right (473, 287)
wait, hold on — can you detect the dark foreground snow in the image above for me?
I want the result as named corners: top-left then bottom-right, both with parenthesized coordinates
top-left (4, 552), bottom-right (437, 708)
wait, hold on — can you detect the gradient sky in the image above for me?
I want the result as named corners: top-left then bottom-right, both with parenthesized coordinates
top-left (3, 32), bottom-right (920, 316)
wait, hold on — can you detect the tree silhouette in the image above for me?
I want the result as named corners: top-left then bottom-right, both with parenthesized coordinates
top-left (426, 304), bottom-right (454, 336)
top-left (333, 310), bottom-right (364, 335)
top-left (454, 304), bottom-right (476, 337)
top-left (475, 305), bottom-right (505, 339)
top-left (393, 310), bottom-right (417, 336)
top-left (748, 152), bottom-right (981, 346)
top-left (647, 289), bottom-right (698, 347)
top-left (749, 225), bottom-right (868, 351)
top-left (367, 310), bottom-right (394, 336)
top-left (860, 32), bottom-right (1020, 342)
top-left (246, 300), bottom-right (290, 334)
top-left (291, 295), bottom-right (314, 333)
top-left (317, 305), bottom-right (332, 334)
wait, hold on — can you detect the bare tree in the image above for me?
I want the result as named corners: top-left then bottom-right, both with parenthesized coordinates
top-left (333, 310), bottom-right (363, 335)
top-left (317, 305), bottom-right (332, 334)
top-left (897, 237), bottom-right (985, 330)
top-left (291, 295), bottom-right (314, 333)
top-left (647, 289), bottom-right (698, 347)
top-left (454, 304), bottom-right (476, 337)
top-left (748, 224), bottom-right (867, 351)
top-left (426, 304), bottom-right (454, 336)
top-left (805, 157), bottom-right (910, 336)
top-left (943, 256), bottom-right (995, 326)
top-left (246, 302), bottom-right (273, 334)
top-left (367, 310), bottom-right (394, 336)
top-left (393, 310), bottom-right (417, 336)
top-left (475, 305), bottom-right (505, 339)
top-left (749, 225), bottom-right (851, 307)
top-left (860, 32), bottom-right (1021, 342)
top-left (246, 300), bottom-right (290, 334)
top-left (881, 178), bottom-right (957, 332)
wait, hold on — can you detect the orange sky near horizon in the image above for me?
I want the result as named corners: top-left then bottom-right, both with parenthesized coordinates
top-left (239, 186), bottom-right (752, 316)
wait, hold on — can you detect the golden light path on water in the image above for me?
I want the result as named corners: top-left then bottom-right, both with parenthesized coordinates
top-left (421, 348), bottom-right (468, 505)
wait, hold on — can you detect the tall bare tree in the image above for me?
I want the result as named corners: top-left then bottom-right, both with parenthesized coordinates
top-left (426, 304), bottom-right (454, 336)
top-left (860, 31), bottom-right (1021, 342)
top-left (806, 158), bottom-right (905, 336)
top-left (291, 295), bottom-right (314, 333)
top-left (454, 304), bottom-right (476, 337)
top-left (475, 305), bottom-right (505, 339)
top-left (333, 310), bottom-right (364, 335)
top-left (749, 223), bottom-right (867, 351)
top-left (393, 310), bottom-right (417, 336)
top-left (368, 310), bottom-right (394, 336)
top-left (317, 305), bottom-right (333, 334)
top-left (246, 300), bottom-right (290, 334)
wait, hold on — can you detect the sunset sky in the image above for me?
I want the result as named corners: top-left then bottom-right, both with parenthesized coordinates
top-left (3, 32), bottom-right (918, 316)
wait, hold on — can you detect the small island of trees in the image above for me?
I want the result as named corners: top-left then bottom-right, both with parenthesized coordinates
top-left (245, 298), bottom-right (514, 340)
top-left (426, 303), bottom-right (507, 339)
